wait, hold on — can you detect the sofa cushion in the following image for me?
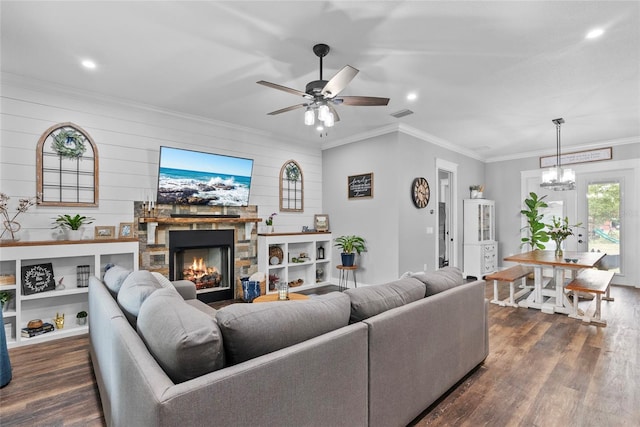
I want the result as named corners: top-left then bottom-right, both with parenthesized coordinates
top-left (411, 266), bottom-right (464, 297)
top-left (215, 292), bottom-right (351, 365)
top-left (137, 287), bottom-right (225, 384)
top-left (117, 270), bottom-right (162, 326)
top-left (344, 278), bottom-right (426, 322)
top-left (103, 265), bottom-right (132, 295)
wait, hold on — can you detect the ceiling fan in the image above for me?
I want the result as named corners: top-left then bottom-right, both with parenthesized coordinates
top-left (257, 43), bottom-right (389, 128)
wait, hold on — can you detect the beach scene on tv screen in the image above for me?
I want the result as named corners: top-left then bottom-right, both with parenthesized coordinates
top-left (157, 147), bottom-right (253, 206)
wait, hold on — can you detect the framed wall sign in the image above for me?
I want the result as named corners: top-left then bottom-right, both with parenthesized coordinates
top-left (21, 263), bottom-right (55, 295)
top-left (348, 173), bottom-right (373, 199)
top-left (540, 147), bottom-right (612, 168)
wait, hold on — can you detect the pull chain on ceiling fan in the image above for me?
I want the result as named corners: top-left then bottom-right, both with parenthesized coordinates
top-left (257, 43), bottom-right (389, 130)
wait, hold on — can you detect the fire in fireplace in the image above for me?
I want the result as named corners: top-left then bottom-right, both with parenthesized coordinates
top-left (169, 229), bottom-right (235, 303)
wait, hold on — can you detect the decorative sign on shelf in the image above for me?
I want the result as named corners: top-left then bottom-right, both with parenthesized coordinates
top-left (21, 263), bottom-right (55, 295)
top-left (540, 147), bottom-right (612, 168)
top-left (347, 173), bottom-right (373, 199)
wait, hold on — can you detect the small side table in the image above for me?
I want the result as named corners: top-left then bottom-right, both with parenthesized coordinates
top-left (253, 293), bottom-right (310, 303)
top-left (336, 265), bottom-right (358, 290)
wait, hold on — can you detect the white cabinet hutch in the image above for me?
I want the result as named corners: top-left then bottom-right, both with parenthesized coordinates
top-left (0, 239), bottom-right (138, 347)
top-left (258, 232), bottom-right (331, 294)
top-left (463, 199), bottom-right (498, 279)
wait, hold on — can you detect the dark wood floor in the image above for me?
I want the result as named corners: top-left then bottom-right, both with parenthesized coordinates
top-left (2, 284), bottom-right (638, 426)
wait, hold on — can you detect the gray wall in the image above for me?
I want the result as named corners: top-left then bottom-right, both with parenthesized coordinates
top-left (323, 130), bottom-right (485, 285)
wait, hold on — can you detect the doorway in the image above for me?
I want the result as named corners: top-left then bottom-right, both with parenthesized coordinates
top-left (435, 159), bottom-right (458, 270)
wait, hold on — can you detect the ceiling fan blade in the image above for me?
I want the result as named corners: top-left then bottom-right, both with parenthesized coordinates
top-left (257, 80), bottom-right (309, 98)
top-left (321, 65), bottom-right (359, 98)
top-left (339, 96), bottom-right (390, 106)
top-left (328, 104), bottom-right (341, 122)
top-left (267, 103), bottom-right (307, 115)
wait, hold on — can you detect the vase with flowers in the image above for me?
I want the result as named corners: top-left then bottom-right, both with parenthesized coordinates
top-left (265, 212), bottom-right (277, 233)
top-left (547, 216), bottom-right (581, 258)
top-left (0, 193), bottom-right (39, 241)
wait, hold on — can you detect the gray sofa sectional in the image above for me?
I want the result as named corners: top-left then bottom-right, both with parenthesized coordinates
top-left (89, 266), bottom-right (488, 427)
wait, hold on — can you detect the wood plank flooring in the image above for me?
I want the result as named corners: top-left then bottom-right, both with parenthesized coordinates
top-left (1, 284), bottom-right (638, 427)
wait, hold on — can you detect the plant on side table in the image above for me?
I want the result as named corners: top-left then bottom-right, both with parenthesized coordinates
top-left (52, 214), bottom-right (95, 240)
top-left (520, 192), bottom-right (549, 251)
top-left (334, 235), bottom-right (366, 267)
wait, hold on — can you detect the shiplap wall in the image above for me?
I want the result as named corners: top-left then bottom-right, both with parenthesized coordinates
top-left (0, 76), bottom-right (323, 241)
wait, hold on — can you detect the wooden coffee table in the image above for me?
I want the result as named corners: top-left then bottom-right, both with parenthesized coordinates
top-left (252, 293), bottom-right (309, 303)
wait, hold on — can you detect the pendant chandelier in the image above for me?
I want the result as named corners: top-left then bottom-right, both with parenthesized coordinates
top-left (540, 118), bottom-right (575, 191)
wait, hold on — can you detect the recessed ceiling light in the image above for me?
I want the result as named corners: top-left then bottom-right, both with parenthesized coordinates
top-left (81, 59), bottom-right (97, 69)
top-left (586, 28), bottom-right (604, 39)
top-left (407, 92), bottom-right (417, 101)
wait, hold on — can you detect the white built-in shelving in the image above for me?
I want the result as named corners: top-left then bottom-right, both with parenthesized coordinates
top-left (0, 239), bottom-right (138, 347)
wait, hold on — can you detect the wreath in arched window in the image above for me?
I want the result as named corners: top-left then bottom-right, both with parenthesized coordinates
top-left (279, 160), bottom-right (303, 212)
top-left (36, 122), bottom-right (99, 206)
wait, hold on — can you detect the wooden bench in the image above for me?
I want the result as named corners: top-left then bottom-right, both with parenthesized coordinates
top-left (565, 269), bottom-right (615, 326)
top-left (485, 265), bottom-right (533, 308)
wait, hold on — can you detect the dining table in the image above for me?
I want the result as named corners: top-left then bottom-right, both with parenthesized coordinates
top-left (503, 250), bottom-right (606, 315)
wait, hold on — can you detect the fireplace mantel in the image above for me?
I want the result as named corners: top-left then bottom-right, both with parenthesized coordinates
top-left (139, 217), bottom-right (262, 225)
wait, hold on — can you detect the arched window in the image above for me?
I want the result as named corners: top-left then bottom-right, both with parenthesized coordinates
top-left (36, 122), bottom-right (99, 206)
top-left (279, 160), bottom-right (303, 212)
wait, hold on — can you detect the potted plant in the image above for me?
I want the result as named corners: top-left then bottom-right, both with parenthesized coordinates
top-left (520, 192), bottom-right (549, 250)
top-left (76, 310), bottom-right (88, 326)
top-left (0, 291), bottom-right (12, 312)
top-left (334, 235), bottom-right (366, 267)
top-left (52, 214), bottom-right (95, 240)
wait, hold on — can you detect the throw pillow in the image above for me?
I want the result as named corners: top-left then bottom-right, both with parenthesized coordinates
top-left (215, 292), bottom-right (350, 365)
top-left (117, 270), bottom-right (162, 326)
top-left (137, 288), bottom-right (225, 384)
top-left (150, 272), bottom-right (175, 290)
top-left (412, 266), bottom-right (464, 297)
top-left (344, 278), bottom-right (426, 323)
top-left (103, 265), bottom-right (132, 295)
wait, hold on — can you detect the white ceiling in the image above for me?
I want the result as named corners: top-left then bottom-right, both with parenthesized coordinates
top-left (2, 1), bottom-right (639, 160)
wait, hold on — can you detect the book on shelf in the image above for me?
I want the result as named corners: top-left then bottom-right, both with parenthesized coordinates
top-left (21, 322), bottom-right (55, 338)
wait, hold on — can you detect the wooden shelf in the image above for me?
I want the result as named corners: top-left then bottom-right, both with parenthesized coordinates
top-left (138, 217), bottom-right (262, 225)
top-left (0, 238), bottom-right (138, 248)
top-left (258, 231), bottom-right (331, 237)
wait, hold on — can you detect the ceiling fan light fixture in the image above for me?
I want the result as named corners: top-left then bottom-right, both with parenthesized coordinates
top-left (540, 117), bottom-right (575, 191)
top-left (317, 104), bottom-right (329, 122)
top-left (304, 108), bottom-right (315, 125)
top-left (324, 111), bottom-right (335, 127)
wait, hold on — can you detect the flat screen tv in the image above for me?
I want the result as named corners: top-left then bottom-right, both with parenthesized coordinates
top-left (156, 146), bottom-right (254, 206)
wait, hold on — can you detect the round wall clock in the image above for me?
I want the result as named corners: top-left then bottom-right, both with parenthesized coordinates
top-left (411, 177), bottom-right (430, 208)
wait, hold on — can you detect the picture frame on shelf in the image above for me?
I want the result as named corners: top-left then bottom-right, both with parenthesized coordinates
top-left (314, 214), bottom-right (330, 232)
top-left (21, 263), bottom-right (55, 295)
top-left (118, 222), bottom-right (134, 238)
top-left (94, 225), bottom-right (115, 239)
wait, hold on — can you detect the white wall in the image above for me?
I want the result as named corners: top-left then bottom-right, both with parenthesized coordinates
top-left (0, 75), bottom-right (324, 241)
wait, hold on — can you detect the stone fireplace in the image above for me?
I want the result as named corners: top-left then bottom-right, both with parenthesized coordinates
top-left (135, 202), bottom-right (260, 302)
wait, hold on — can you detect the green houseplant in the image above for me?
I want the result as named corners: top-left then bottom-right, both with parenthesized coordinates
top-left (76, 310), bottom-right (88, 326)
top-left (334, 235), bottom-right (366, 267)
top-left (52, 214), bottom-right (95, 240)
top-left (0, 291), bottom-right (12, 311)
top-left (520, 192), bottom-right (549, 250)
